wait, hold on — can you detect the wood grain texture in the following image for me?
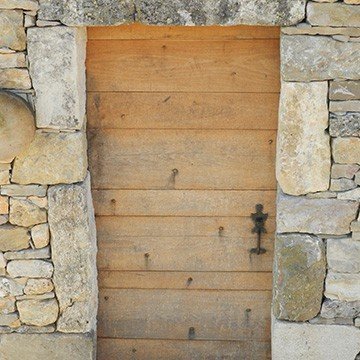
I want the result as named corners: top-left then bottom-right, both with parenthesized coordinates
top-left (86, 39), bottom-right (280, 93)
top-left (87, 92), bottom-right (279, 130)
top-left (99, 271), bottom-right (273, 291)
top-left (88, 129), bottom-right (276, 190)
top-left (88, 23), bottom-right (280, 40)
top-left (98, 338), bottom-right (271, 360)
top-left (98, 289), bottom-right (272, 341)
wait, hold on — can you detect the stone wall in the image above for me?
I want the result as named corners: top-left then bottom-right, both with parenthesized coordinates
top-left (0, 0), bottom-right (359, 359)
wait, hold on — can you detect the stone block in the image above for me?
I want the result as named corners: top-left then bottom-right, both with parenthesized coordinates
top-left (333, 137), bottom-right (360, 164)
top-left (277, 192), bottom-right (358, 235)
top-left (24, 279), bottom-right (53, 295)
top-left (276, 82), bottom-right (330, 195)
top-left (17, 298), bottom-right (58, 326)
top-left (48, 174), bottom-right (97, 333)
top-left (0, 0), bottom-right (39, 11)
top-left (321, 298), bottom-right (360, 319)
top-left (330, 101), bottom-right (360, 113)
top-left (273, 234), bottom-right (325, 321)
top-left (9, 198), bottom-right (47, 227)
top-left (0, 196), bottom-right (8, 215)
top-left (12, 131), bottom-right (87, 185)
top-left (330, 178), bottom-right (356, 192)
top-left (0, 53), bottom-right (26, 68)
top-left (272, 318), bottom-right (360, 360)
top-left (0, 225), bottom-right (29, 252)
top-left (0, 333), bottom-right (95, 360)
top-left (0, 185), bottom-right (47, 197)
top-left (325, 272), bottom-right (360, 301)
top-left (0, 313), bottom-right (19, 327)
top-left (0, 69), bottom-right (31, 90)
top-left (330, 81), bottom-right (360, 101)
top-left (0, 10), bottom-right (25, 51)
top-left (338, 187), bottom-right (360, 201)
top-left (281, 35), bottom-right (360, 81)
top-left (31, 223), bottom-right (50, 249)
top-left (7, 260), bottom-right (53, 278)
top-left (4, 247), bottom-right (50, 261)
top-left (308, 2), bottom-right (360, 27)
top-left (0, 297), bottom-right (15, 314)
top-left (27, 27), bottom-right (86, 130)
top-left (327, 238), bottom-right (360, 273)
top-left (0, 277), bottom-right (25, 297)
top-left (329, 112), bottom-right (360, 137)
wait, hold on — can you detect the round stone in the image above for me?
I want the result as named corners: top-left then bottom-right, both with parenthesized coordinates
top-left (0, 91), bottom-right (35, 164)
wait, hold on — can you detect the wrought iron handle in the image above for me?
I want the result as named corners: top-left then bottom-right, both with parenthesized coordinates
top-left (250, 204), bottom-right (268, 255)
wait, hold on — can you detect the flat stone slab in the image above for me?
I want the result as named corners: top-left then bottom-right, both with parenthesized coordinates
top-left (0, 10), bottom-right (26, 51)
top-left (272, 318), bottom-right (360, 360)
top-left (282, 35), bottom-right (360, 81)
top-left (38, 0), bottom-right (306, 26)
top-left (0, 333), bottom-right (95, 360)
top-left (277, 192), bottom-right (358, 235)
top-left (273, 234), bottom-right (325, 321)
top-left (329, 112), bottom-right (360, 137)
top-left (330, 81), bottom-right (360, 101)
top-left (333, 137), bottom-right (360, 164)
top-left (327, 238), bottom-right (360, 273)
top-left (325, 272), bottom-right (360, 302)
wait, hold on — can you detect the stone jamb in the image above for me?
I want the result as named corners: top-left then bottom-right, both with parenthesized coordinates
top-left (0, 0), bottom-right (359, 359)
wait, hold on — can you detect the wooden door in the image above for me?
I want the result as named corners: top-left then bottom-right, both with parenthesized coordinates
top-left (87, 24), bottom-right (280, 360)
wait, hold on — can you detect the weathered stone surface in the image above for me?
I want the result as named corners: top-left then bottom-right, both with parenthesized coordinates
top-left (282, 24), bottom-right (360, 37)
top-left (7, 260), bottom-right (53, 278)
top-left (308, 2), bottom-right (360, 27)
top-left (0, 216), bottom-right (8, 226)
top-left (277, 82), bottom-right (330, 195)
top-left (321, 298), bottom-right (360, 319)
top-left (309, 316), bottom-right (354, 326)
top-left (330, 178), bottom-right (357, 192)
top-left (48, 174), bottom-right (97, 333)
top-left (9, 198), bottom-right (47, 227)
top-left (330, 101), bottom-right (360, 113)
top-left (0, 333), bottom-right (96, 360)
top-left (356, 172), bottom-right (360, 186)
top-left (272, 318), bottom-right (360, 360)
top-left (0, 170), bottom-right (9, 185)
top-left (327, 238), bottom-right (360, 273)
top-left (17, 299), bottom-right (58, 326)
top-left (31, 223), bottom-right (50, 249)
top-left (4, 247), bottom-right (50, 261)
top-left (333, 137), bottom-right (360, 164)
top-left (0, 69), bottom-right (31, 90)
top-left (0, 185), bottom-right (47, 197)
top-left (15, 325), bottom-right (55, 334)
top-left (277, 192), bottom-right (358, 235)
top-left (0, 53), bottom-right (26, 68)
top-left (281, 35), bottom-right (360, 81)
top-left (0, 277), bottom-right (25, 297)
top-left (0, 253), bottom-right (6, 275)
top-left (0, 298), bottom-right (15, 315)
top-left (24, 279), bottom-right (53, 295)
top-left (306, 191), bottom-right (337, 199)
top-left (326, 272), bottom-right (360, 301)
top-left (0, 92), bottom-right (35, 164)
top-left (12, 131), bottom-right (88, 185)
top-left (0, 10), bottom-right (25, 51)
top-left (16, 292), bottom-right (54, 301)
top-left (0, 0), bottom-right (39, 11)
top-left (273, 234), bottom-right (325, 321)
top-left (136, 0), bottom-right (306, 26)
top-left (329, 112), bottom-right (360, 137)
top-left (0, 196), bottom-right (8, 215)
top-left (338, 187), bottom-right (360, 201)
top-left (331, 82), bottom-right (360, 101)
top-left (0, 226), bottom-right (29, 252)
top-left (0, 313), bottom-right (19, 327)
top-left (27, 27), bottom-right (86, 130)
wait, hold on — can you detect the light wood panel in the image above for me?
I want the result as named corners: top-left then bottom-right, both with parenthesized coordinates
top-left (98, 289), bottom-right (272, 341)
top-left (98, 338), bottom-right (271, 360)
top-left (88, 23), bottom-right (280, 40)
top-left (88, 129), bottom-right (276, 190)
top-left (87, 39), bottom-right (280, 93)
top-left (87, 92), bottom-right (279, 130)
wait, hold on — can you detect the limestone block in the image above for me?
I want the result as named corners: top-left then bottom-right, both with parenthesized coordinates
top-left (17, 299), bottom-right (58, 326)
top-left (330, 101), bottom-right (360, 113)
top-left (0, 333), bottom-right (95, 360)
top-left (333, 137), bottom-right (360, 164)
top-left (0, 92), bottom-right (35, 164)
top-left (338, 187), bottom-right (360, 201)
top-left (48, 174), bottom-right (97, 333)
top-left (0, 277), bottom-right (25, 297)
top-left (0, 53), bottom-right (26, 68)
top-left (276, 82), bottom-right (330, 195)
top-left (0, 185), bottom-right (47, 197)
top-left (9, 198), bottom-right (47, 227)
top-left (327, 238), bottom-right (360, 273)
top-left (4, 247), bottom-right (50, 261)
top-left (0, 197), bottom-right (8, 215)
top-left (0, 216), bottom-right (8, 226)
top-left (0, 253), bottom-right (6, 275)
top-left (0, 226), bottom-right (30, 252)
top-left (273, 234), bottom-right (325, 321)
top-left (0, 297), bottom-right (15, 314)
top-left (325, 272), bottom-right (360, 301)
top-left (330, 178), bottom-right (356, 191)
top-left (272, 318), bottom-right (360, 360)
top-left (24, 279), bottom-right (53, 295)
top-left (31, 224), bottom-right (50, 249)
top-left (330, 81), bottom-right (360, 100)
top-left (329, 112), bottom-right (360, 137)
top-left (0, 69), bottom-right (31, 90)
top-left (0, 10), bottom-right (25, 51)
top-left (135, 0), bottom-right (306, 26)
top-left (15, 325), bottom-right (55, 334)
top-left (16, 292), bottom-right (54, 301)
top-left (308, 2), bottom-right (360, 27)
top-left (282, 24), bottom-right (360, 37)
top-left (277, 192), bottom-right (358, 235)
top-left (27, 27), bottom-right (86, 130)
top-left (321, 298), bottom-right (360, 319)
top-left (0, 1), bottom-right (39, 11)
top-left (12, 131), bottom-right (87, 185)
top-left (7, 260), bottom-right (53, 278)
top-left (281, 35), bottom-right (360, 81)
top-left (0, 313), bottom-right (19, 327)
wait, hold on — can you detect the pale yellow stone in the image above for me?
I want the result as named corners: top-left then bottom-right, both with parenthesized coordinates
top-left (24, 279), bottom-right (53, 295)
top-left (0, 196), bottom-right (8, 214)
top-left (0, 313), bottom-right (20, 327)
top-left (17, 298), bottom-right (58, 326)
top-left (0, 10), bottom-right (26, 51)
top-left (333, 138), bottom-right (360, 164)
top-left (0, 225), bottom-right (29, 251)
top-left (0, 92), bottom-right (35, 164)
top-left (0, 69), bottom-right (31, 90)
top-left (0, 185), bottom-right (47, 197)
top-left (31, 223), bottom-right (49, 249)
top-left (0, 0), bottom-right (39, 11)
top-left (9, 198), bottom-right (47, 227)
top-left (0, 170), bottom-right (10, 185)
top-left (0, 297), bottom-right (15, 314)
top-left (7, 260), bottom-right (53, 278)
top-left (28, 196), bottom-right (47, 208)
top-left (0, 53), bottom-right (26, 68)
